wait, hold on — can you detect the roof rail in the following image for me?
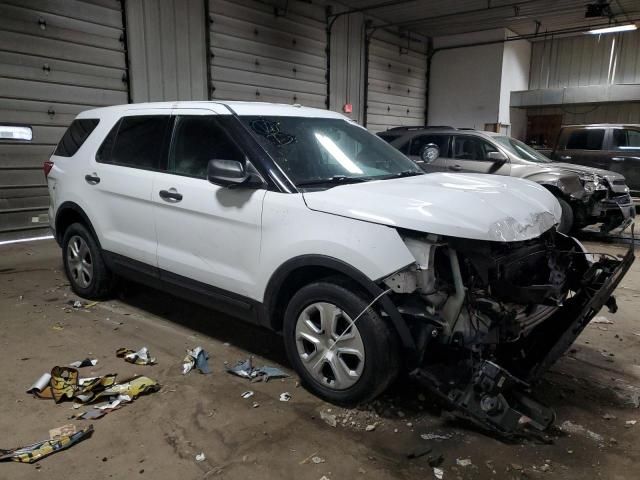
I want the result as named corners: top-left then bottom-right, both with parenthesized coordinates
top-left (385, 125), bottom-right (456, 131)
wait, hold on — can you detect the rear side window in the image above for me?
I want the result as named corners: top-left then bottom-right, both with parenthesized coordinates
top-left (54, 119), bottom-right (99, 157)
top-left (410, 135), bottom-right (450, 156)
top-left (612, 129), bottom-right (640, 150)
top-left (96, 115), bottom-right (169, 169)
top-left (565, 129), bottom-right (604, 150)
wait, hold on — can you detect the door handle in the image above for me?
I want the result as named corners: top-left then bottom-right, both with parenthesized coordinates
top-left (449, 164), bottom-right (462, 171)
top-left (84, 174), bottom-right (100, 185)
top-left (611, 157), bottom-right (625, 162)
top-left (159, 189), bottom-right (183, 202)
top-left (560, 155), bottom-right (572, 160)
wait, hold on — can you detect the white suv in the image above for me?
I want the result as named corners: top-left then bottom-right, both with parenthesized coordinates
top-left (47, 101), bottom-right (632, 435)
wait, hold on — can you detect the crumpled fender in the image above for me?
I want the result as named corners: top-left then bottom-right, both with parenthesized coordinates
top-left (522, 172), bottom-right (587, 200)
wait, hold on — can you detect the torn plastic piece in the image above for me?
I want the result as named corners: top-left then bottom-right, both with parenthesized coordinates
top-left (0, 425), bottom-right (93, 464)
top-left (241, 391), bottom-right (254, 399)
top-left (116, 347), bottom-right (156, 365)
top-left (27, 373), bottom-right (52, 397)
top-left (280, 392), bottom-right (291, 402)
top-left (50, 366), bottom-right (79, 403)
top-left (195, 452), bottom-right (206, 462)
top-left (69, 358), bottom-right (98, 368)
top-left (182, 347), bottom-right (211, 375)
top-left (95, 376), bottom-right (160, 400)
top-left (76, 395), bottom-right (132, 420)
top-left (433, 467), bottom-right (444, 479)
top-left (226, 358), bottom-right (288, 382)
top-left (48, 424), bottom-right (76, 440)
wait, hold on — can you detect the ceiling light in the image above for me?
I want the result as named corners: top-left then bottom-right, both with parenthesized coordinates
top-left (587, 24), bottom-right (637, 34)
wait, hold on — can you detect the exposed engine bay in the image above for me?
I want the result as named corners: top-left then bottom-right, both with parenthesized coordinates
top-left (384, 228), bottom-right (634, 437)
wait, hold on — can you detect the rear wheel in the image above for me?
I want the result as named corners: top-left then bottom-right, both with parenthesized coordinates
top-left (62, 222), bottom-right (114, 299)
top-left (556, 197), bottom-right (574, 234)
top-left (283, 281), bottom-right (399, 406)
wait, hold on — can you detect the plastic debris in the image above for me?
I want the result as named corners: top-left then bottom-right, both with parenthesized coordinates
top-left (48, 424), bottom-right (76, 440)
top-left (280, 392), bottom-right (291, 402)
top-left (195, 452), bottom-right (206, 462)
top-left (559, 420), bottom-right (604, 442)
top-left (182, 347), bottom-right (211, 375)
top-left (27, 373), bottom-right (52, 396)
top-left (252, 402), bottom-right (260, 408)
top-left (226, 358), bottom-right (288, 382)
top-left (69, 300), bottom-right (83, 309)
top-left (456, 458), bottom-right (472, 467)
top-left (625, 420), bottom-right (637, 427)
top-left (69, 358), bottom-right (98, 368)
top-left (0, 425), bottom-right (93, 464)
top-left (591, 316), bottom-right (614, 324)
top-left (311, 456), bottom-right (325, 464)
top-left (420, 433), bottom-right (452, 441)
top-left (365, 423), bottom-right (377, 432)
top-left (116, 347), bottom-right (156, 365)
top-left (241, 391), bottom-right (254, 399)
top-left (433, 467), bottom-right (444, 479)
top-left (320, 411), bottom-right (337, 428)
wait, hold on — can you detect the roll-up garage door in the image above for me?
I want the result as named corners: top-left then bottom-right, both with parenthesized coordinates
top-left (208, 0), bottom-right (327, 109)
top-left (0, 0), bottom-right (128, 241)
top-left (367, 30), bottom-right (427, 133)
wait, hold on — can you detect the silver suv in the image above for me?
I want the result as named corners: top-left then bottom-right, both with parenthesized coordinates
top-left (380, 127), bottom-right (635, 234)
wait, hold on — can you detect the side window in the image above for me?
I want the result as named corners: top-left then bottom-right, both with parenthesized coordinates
top-left (452, 136), bottom-right (498, 161)
top-left (612, 129), bottom-right (640, 150)
top-left (565, 129), bottom-right (604, 150)
top-left (168, 116), bottom-right (243, 178)
top-left (409, 135), bottom-right (450, 156)
top-left (54, 119), bottom-right (99, 157)
top-left (98, 115), bottom-right (169, 169)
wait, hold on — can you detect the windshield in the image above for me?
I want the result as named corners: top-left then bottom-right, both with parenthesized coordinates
top-left (492, 136), bottom-right (552, 163)
top-left (239, 116), bottom-right (422, 187)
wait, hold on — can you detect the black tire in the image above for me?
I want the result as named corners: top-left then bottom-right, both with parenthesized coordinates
top-left (556, 197), bottom-right (574, 234)
top-left (283, 281), bottom-right (400, 406)
top-left (62, 222), bottom-right (114, 299)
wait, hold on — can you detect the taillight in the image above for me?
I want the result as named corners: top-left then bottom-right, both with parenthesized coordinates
top-left (43, 160), bottom-right (54, 177)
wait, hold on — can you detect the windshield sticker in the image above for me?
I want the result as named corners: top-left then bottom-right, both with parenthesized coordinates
top-left (249, 119), bottom-right (297, 146)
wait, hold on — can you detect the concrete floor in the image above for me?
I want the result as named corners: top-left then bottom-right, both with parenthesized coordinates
top-left (1, 238), bottom-right (639, 480)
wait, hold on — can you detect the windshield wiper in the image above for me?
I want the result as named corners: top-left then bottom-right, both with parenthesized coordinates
top-left (297, 175), bottom-right (370, 187)
top-left (379, 170), bottom-right (424, 180)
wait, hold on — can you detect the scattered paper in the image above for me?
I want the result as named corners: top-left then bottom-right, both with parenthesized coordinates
top-left (182, 347), bottom-right (211, 375)
top-left (116, 347), bottom-right (156, 365)
top-left (0, 425), bottom-right (93, 464)
top-left (69, 358), bottom-right (98, 368)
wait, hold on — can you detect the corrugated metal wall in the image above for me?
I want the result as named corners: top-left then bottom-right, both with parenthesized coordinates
top-left (0, 0), bottom-right (128, 241)
top-left (329, 12), bottom-right (365, 124)
top-left (125, 0), bottom-right (207, 102)
top-left (366, 29), bottom-right (427, 133)
top-left (530, 31), bottom-right (640, 90)
top-left (527, 102), bottom-right (640, 125)
top-left (208, 0), bottom-right (327, 108)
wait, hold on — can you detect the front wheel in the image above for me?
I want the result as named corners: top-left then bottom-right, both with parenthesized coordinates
top-left (283, 281), bottom-right (399, 406)
top-left (556, 197), bottom-right (575, 234)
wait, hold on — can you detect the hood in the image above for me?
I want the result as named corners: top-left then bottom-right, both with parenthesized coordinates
top-left (302, 173), bottom-right (562, 242)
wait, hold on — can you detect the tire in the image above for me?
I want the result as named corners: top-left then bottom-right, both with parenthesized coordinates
top-left (62, 222), bottom-right (114, 299)
top-left (283, 281), bottom-right (400, 406)
top-left (556, 197), bottom-right (574, 234)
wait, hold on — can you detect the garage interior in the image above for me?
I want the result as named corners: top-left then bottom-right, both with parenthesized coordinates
top-left (1, 0), bottom-right (640, 479)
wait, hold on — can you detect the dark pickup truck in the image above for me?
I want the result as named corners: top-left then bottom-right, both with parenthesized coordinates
top-left (547, 124), bottom-right (640, 203)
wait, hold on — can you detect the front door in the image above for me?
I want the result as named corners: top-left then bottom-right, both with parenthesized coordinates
top-left (152, 108), bottom-right (267, 304)
top-left (608, 127), bottom-right (640, 198)
top-left (558, 127), bottom-right (608, 170)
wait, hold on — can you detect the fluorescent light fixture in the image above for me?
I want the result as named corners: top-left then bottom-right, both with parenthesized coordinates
top-left (314, 133), bottom-right (363, 175)
top-left (587, 24), bottom-right (637, 34)
top-left (0, 125), bottom-right (33, 141)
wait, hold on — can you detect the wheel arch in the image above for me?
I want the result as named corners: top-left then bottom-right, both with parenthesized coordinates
top-left (54, 201), bottom-right (101, 248)
top-left (263, 254), bottom-right (418, 363)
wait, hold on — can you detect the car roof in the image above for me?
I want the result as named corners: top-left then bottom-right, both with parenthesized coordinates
top-left (78, 101), bottom-right (349, 120)
top-left (561, 123), bottom-right (640, 128)
top-left (380, 127), bottom-right (500, 137)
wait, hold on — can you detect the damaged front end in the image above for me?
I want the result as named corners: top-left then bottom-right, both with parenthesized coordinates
top-left (384, 227), bottom-right (634, 437)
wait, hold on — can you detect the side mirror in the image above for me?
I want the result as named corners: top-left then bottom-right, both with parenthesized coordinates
top-left (487, 151), bottom-right (508, 166)
top-left (207, 159), bottom-right (265, 188)
top-left (420, 143), bottom-right (440, 164)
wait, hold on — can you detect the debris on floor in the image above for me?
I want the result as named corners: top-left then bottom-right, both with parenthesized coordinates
top-left (456, 458), bottom-right (472, 467)
top-left (182, 347), bottom-right (211, 375)
top-left (559, 420), bottom-right (604, 442)
top-left (625, 420), bottom-right (637, 427)
top-left (311, 456), bottom-right (325, 464)
top-left (591, 316), bottom-right (614, 325)
top-left (433, 466), bottom-right (444, 479)
top-left (195, 452), bottom-right (206, 462)
top-left (226, 358), bottom-right (288, 382)
top-left (27, 373), bottom-right (52, 396)
top-left (48, 424), bottom-right (76, 440)
top-left (320, 411), bottom-right (338, 428)
top-left (420, 432), bottom-right (452, 441)
top-left (241, 391), bottom-right (254, 399)
top-left (279, 392), bottom-right (291, 402)
top-left (69, 358), bottom-right (98, 368)
top-left (116, 347), bottom-right (156, 365)
top-left (0, 425), bottom-right (93, 464)
top-left (365, 423), bottom-right (377, 432)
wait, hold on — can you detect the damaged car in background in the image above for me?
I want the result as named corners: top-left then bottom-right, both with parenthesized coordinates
top-left (48, 102), bottom-right (634, 438)
top-left (379, 126), bottom-right (635, 234)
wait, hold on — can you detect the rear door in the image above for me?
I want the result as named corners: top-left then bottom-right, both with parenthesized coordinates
top-left (556, 127), bottom-right (608, 170)
top-left (89, 109), bottom-right (171, 267)
top-left (406, 134), bottom-right (451, 172)
top-left (152, 107), bottom-right (266, 304)
top-left (608, 127), bottom-right (640, 198)
top-left (450, 135), bottom-right (510, 175)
